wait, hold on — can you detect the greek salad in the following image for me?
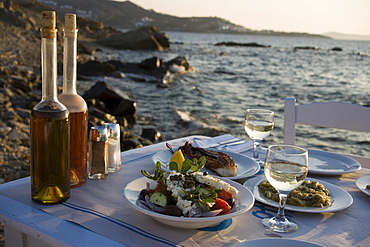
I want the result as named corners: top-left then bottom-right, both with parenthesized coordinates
top-left (139, 156), bottom-right (239, 217)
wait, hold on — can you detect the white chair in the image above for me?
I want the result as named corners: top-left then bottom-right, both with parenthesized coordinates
top-left (284, 97), bottom-right (370, 168)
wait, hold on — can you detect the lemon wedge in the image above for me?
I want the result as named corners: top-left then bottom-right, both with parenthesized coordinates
top-left (170, 150), bottom-right (185, 171)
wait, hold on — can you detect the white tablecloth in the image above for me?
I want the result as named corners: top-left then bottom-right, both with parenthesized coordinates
top-left (0, 135), bottom-right (369, 247)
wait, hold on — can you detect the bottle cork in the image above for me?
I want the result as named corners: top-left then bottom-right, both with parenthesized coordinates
top-left (41, 11), bottom-right (57, 38)
top-left (64, 13), bottom-right (78, 38)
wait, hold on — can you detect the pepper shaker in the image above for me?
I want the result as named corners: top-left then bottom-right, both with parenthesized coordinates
top-left (104, 123), bottom-right (121, 172)
top-left (88, 126), bottom-right (108, 179)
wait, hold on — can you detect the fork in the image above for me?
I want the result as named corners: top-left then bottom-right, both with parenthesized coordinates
top-left (202, 138), bottom-right (245, 148)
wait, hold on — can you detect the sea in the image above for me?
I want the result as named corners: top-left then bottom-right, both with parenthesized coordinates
top-left (79, 32), bottom-right (370, 157)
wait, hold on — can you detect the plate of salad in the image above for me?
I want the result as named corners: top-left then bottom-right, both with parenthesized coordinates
top-left (123, 158), bottom-right (255, 229)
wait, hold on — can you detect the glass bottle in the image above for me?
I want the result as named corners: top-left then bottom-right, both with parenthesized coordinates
top-left (104, 123), bottom-right (121, 173)
top-left (30, 11), bottom-right (70, 204)
top-left (58, 13), bottom-right (88, 188)
top-left (88, 126), bottom-right (108, 179)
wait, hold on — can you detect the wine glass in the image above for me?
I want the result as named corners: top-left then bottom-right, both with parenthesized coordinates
top-left (244, 109), bottom-right (274, 165)
top-left (262, 145), bottom-right (308, 233)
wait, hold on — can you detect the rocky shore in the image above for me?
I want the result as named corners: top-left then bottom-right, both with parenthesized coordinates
top-left (0, 1), bottom-right (193, 186)
top-left (1, 1), bottom-right (193, 243)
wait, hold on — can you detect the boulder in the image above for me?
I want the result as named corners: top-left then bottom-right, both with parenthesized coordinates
top-left (88, 107), bottom-right (117, 123)
top-left (165, 56), bottom-right (193, 72)
top-left (141, 128), bottom-right (161, 142)
top-left (77, 56), bottom-right (193, 83)
top-left (82, 81), bottom-right (136, 123)
top-left (78, 60), bottom-right (115, 76)
top-left (97, 26), bottom-right (170, 51)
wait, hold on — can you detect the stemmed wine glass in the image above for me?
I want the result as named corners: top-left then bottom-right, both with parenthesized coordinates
top-left (244, 109), bottom-right (274, 165)
top-left (262, 145), bottom-right (308, 233)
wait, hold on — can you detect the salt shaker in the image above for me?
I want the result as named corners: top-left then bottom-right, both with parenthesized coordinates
top-left (104, 123), bottom-right (121, 173)
top-left (88, 126), bottom-right (108, 179)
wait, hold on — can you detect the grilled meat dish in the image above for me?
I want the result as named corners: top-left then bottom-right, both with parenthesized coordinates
top-left (179, 141), bottom-right (237, 177)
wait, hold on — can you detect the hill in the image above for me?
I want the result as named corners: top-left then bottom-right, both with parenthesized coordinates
top-left (324, 32), bottom-right (370, 41)
top-left (38, 0), bottom-right (329, 38)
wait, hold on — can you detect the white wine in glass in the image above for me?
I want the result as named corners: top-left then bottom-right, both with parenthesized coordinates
top-left (244, 109), bottom-right (274, 164)
top-left (262, 145), bottom-right (308, 233)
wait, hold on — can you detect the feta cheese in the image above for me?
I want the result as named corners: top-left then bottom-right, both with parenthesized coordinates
top-left (164, 170), bottom-right (239, 216)
top-left (176, 197), bottom-right (193, 215)
top-left (193, 172), bottom-right (239, 195)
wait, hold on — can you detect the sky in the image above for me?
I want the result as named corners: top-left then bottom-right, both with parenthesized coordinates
top-left (123, 0), bottom-right (370, 36)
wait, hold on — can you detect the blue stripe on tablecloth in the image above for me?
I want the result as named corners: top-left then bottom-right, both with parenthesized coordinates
top-left (121, 152), bottom-right (158, 165)
top-left (63, 202), bottom-right (182, 247)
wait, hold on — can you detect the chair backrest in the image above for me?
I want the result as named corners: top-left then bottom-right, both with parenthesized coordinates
top-left (284, 97), bottom-right (370, 167)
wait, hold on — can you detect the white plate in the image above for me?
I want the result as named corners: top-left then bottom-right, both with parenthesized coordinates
top-left (355, 175), bottom-right (370, 196)
top-left (308, 149), bottom-right (361, 175)
top-left (152, 149), bottom-right (260, 180)
top-left (123, 176), bottom-right (255, 229)
top-left (243, 176), bottom-right (353, 213)
top-left (233, 238), bottom-right (326, 247)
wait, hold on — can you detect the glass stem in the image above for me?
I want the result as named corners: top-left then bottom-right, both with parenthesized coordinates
top-left (276, 193), bottom-right (288, 220)
top-left (253, 141), bottom-right (260, 159)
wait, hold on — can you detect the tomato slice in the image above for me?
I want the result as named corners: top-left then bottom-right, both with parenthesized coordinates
top-left (155, 181), bottom-right (164, 190)
top-left (211, 198), bottom-right (231, 214)
top-left (217, 190), bottom-right (233, 201)
top-left (155, 181), bottom-right (171, 197)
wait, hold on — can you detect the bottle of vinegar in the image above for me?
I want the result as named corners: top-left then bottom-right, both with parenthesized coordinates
top-left (58, 14), bottom-right (88, 188)
top-left (30, 11), bottom-right (70, 204)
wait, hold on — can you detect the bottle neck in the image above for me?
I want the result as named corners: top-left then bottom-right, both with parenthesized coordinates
top-left (41, 36), bottom-right (58, 101)
top-left (63, 29), bottom-right (78, 94)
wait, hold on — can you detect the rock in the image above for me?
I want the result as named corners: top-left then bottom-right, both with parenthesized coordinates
top-left (215, 42), bottom-right (270, 48)
top-left (3, 107), bottom-right (22, 122)
top-left (78, 60), bottom-right (116, 76)
top-left (106, 71), bottom-right (126, 79)
top-left (78, 56), bottom-right (193, 84)
top-left (110, 59), bottom-right (168, 83)
top-left (115, 116), bottom-right (129, 128)
top-left (88, 107), bottom-right (117, 123)
top-left (78, 43), bottom-right (101, 55)
top-left (83, 80), bottom-right (136, 123)
top-left (121, 138), bottom-right (144, 151)
top-left (97, 26), bottom-right (170, 51)
top-left (165, 56), bottom-right (193, 72)
top-left (139, 57), bottom-right (162, 70)
top-left (0, 66), bottom-right (12, 76)
top-left (8, 74), bottom-right (33, 93)
top-left (15, 107), bottom-right (30, 119)
top-left (77, 17), bottom-right (104, 32)
top-left (0, 126), bottom-right (12, 135)
top-left (331, 47), bottom-right (342, 51)
top-left (8, 128), bottom-right (19, 141)
top-left (294, 46), bottom-right (318, 51)
top-left (141, 128), bottom-right (161, 142)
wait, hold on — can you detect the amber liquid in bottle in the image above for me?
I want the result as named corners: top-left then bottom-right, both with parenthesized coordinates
top-left (58, 14), bottom-right (88, 187)
top-left (31, 110), bottom-right (70, 203)
top-left (58, 95), bottom-right (88, 187)
top-left (30, 11), bottom-right (70, 204)
top-left (69, 111), bottom-right (88, 186)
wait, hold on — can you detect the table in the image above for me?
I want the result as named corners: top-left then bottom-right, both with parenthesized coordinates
top-left (1, 135), bottom-right (369, 247)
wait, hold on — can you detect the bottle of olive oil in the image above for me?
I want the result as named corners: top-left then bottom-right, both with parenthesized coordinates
top-left (58, 13), bottom-right (88, 188)
top-left (30, 11), bottom-right (70, 204)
